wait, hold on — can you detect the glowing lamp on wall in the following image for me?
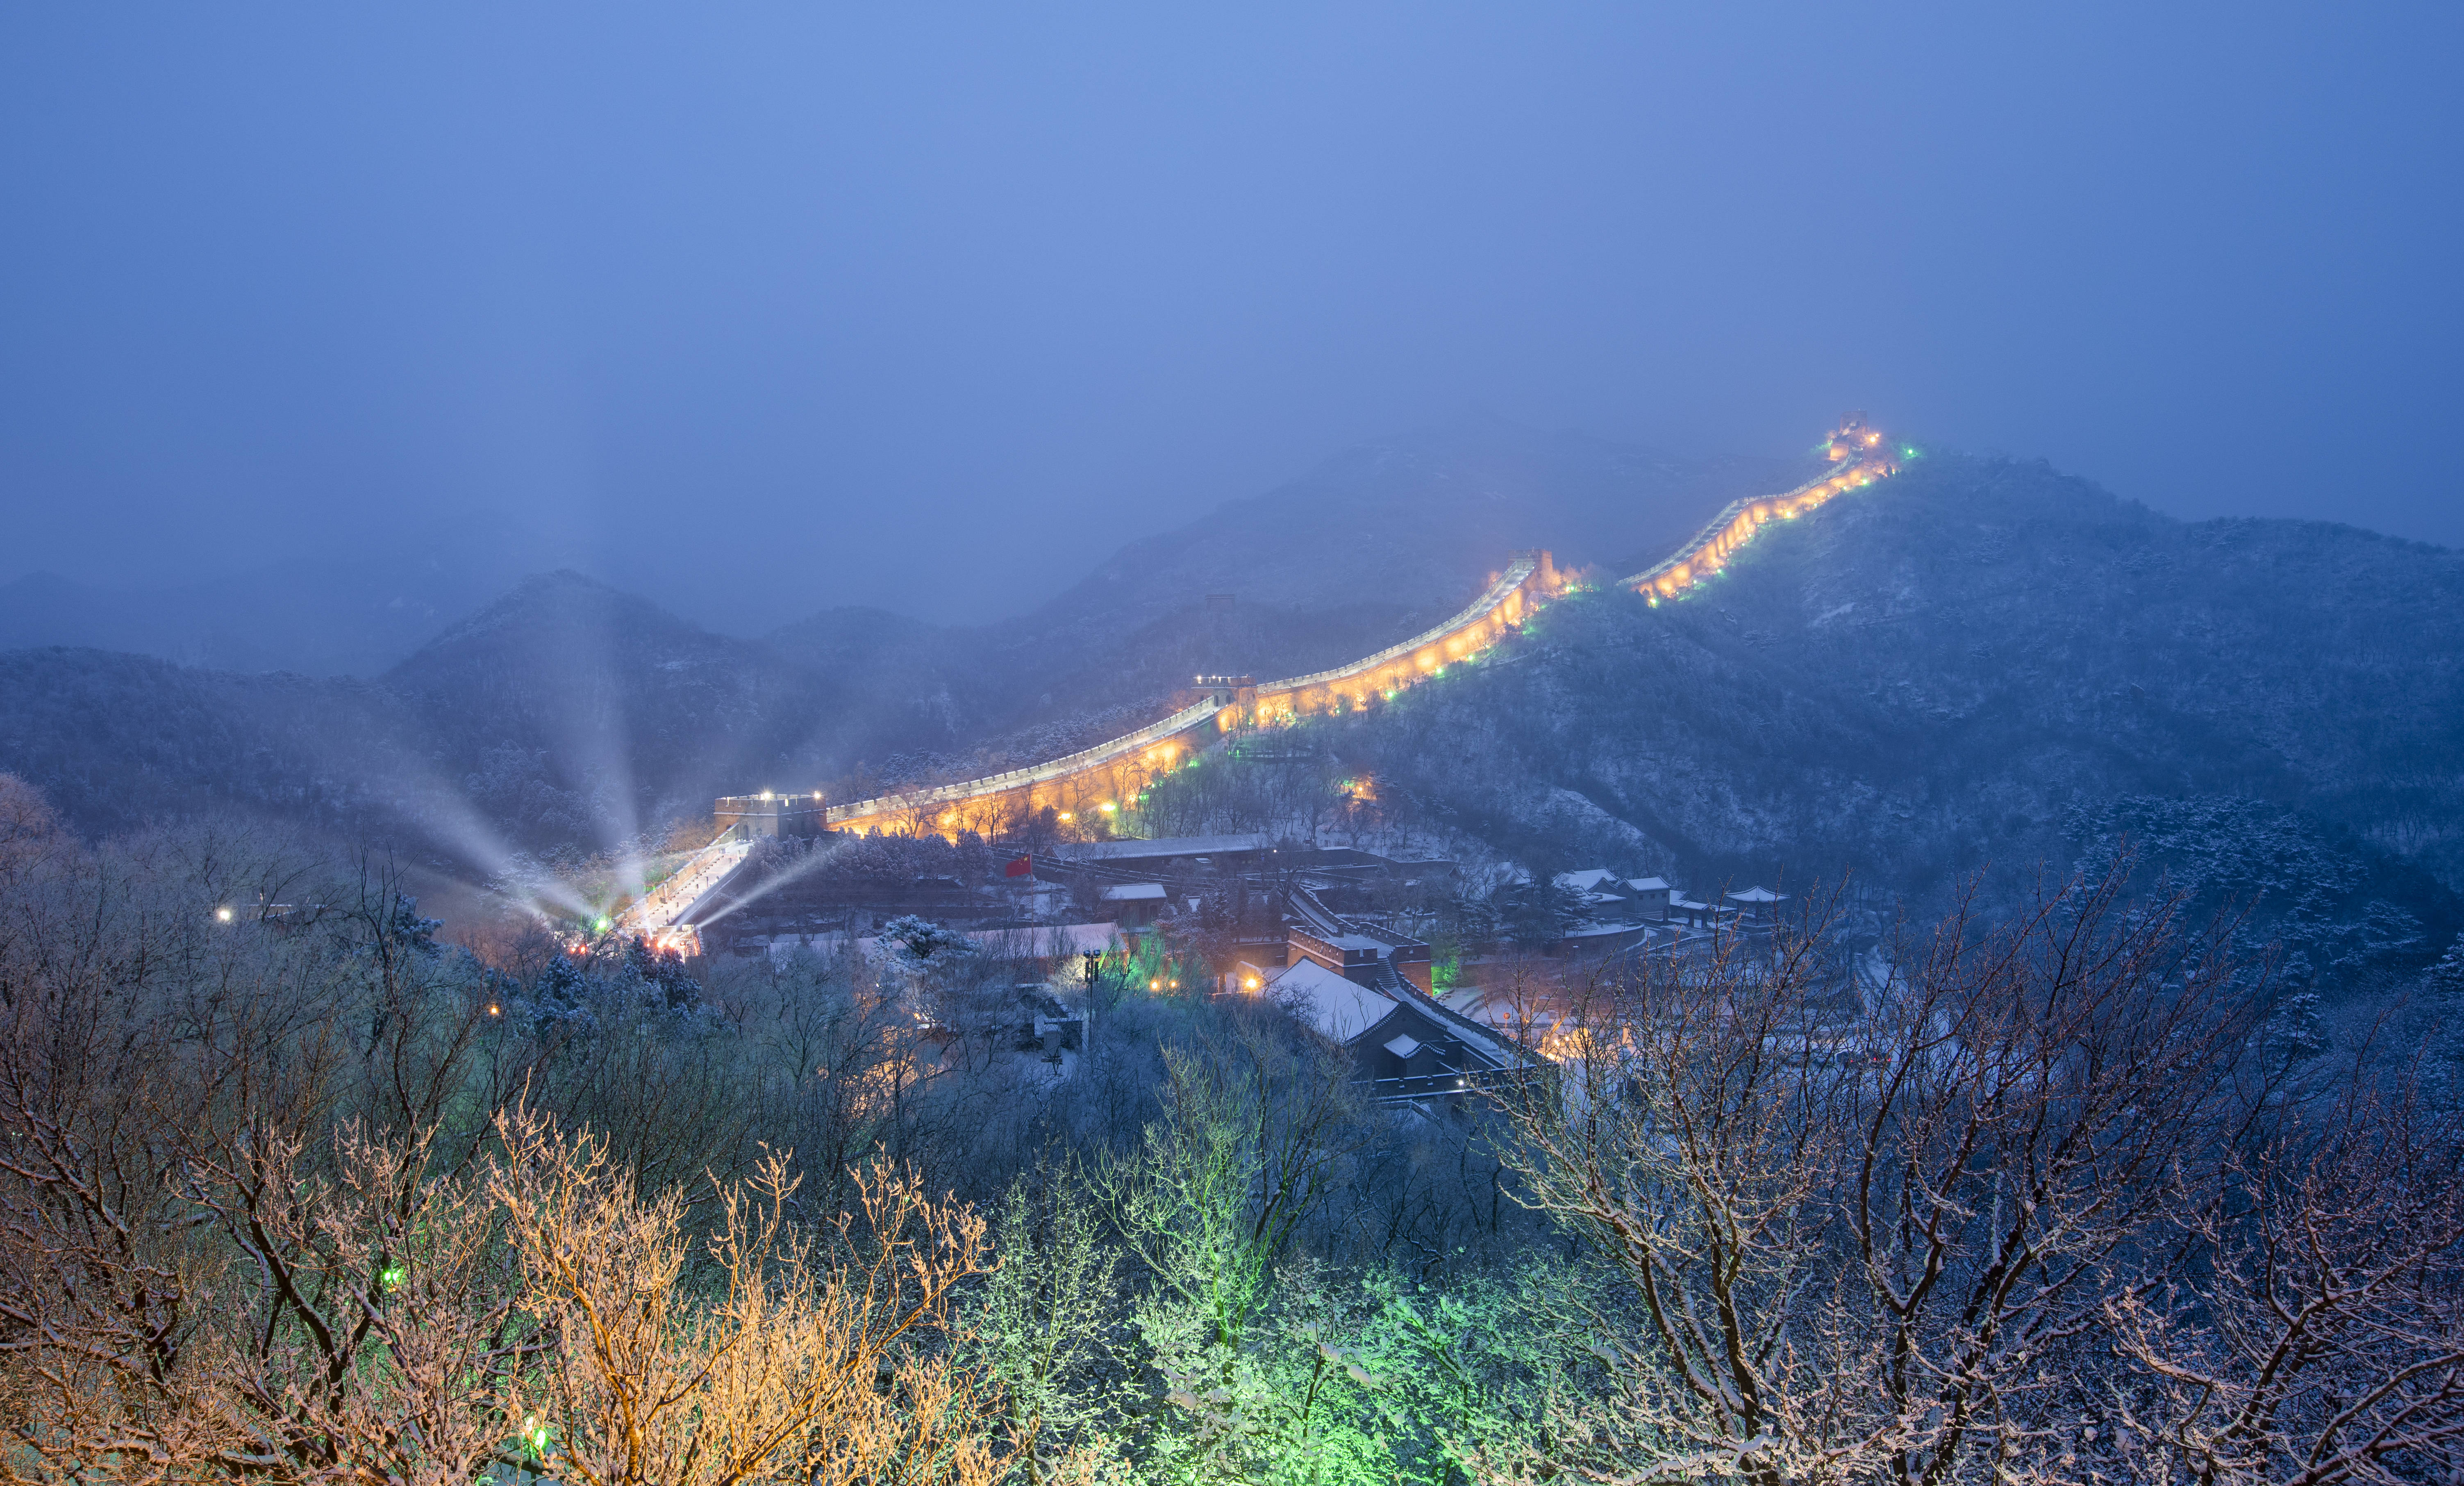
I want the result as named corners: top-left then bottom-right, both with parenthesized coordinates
top-left (215, 907), bottom-right (234, 923)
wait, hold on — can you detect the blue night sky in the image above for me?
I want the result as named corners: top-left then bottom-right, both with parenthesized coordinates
top-left (4, 3), bottom-right (2457, 631)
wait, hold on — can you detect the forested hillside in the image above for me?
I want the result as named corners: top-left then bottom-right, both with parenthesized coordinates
top-left (0, 647), bottom-right (418, 838)
top-left (1313, 452), bottom-right (2462, 962)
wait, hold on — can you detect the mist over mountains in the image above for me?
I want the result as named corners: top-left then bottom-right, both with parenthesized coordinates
top-left (0, 508), bottom-right (597, 677)
top-left (1, 422), bottom-right (2455, 957)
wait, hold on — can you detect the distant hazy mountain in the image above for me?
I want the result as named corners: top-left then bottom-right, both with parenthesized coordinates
top-left (1015, 412), bottom-right (1796, 633)
top-left (0, 645), bottom-right (418, 840)
top-left (1344, 451), bottom-right (2464, 945)
top-left (0, 510), bottom-right (602, 677)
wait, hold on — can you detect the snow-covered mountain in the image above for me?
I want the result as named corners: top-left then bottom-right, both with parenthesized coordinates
top-left (1, 427), bottom-right (2454, 961)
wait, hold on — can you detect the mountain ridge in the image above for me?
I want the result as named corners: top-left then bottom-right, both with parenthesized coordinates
top-left (1, 431), bottom-right (2453, 935)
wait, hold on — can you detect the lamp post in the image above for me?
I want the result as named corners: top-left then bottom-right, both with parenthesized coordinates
top-left (1080, 949), bottom-right (1102, 1055)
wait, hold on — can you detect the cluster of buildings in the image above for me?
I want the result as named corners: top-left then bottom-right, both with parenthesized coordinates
top-left (711, 828), bottom-right (1805, 1108)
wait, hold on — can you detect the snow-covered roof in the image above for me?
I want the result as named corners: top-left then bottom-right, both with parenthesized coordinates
top-left (1627, 876), bottom-right (1672, 894)
top-left (1554, 868), bottom-right (1619, 892)
top-left (1405, 986), bottom-right (1528, 1070)
top-left (1383, 1034), bottom-right (1422, 1059)
top-left (1267, 957), bottom-right (1397, 1043)
top-left (1100, 882), bottom-right (1167, 902)
top-left (1057, 834), bottom-right (1274, 862)
top-left (1725, 886), bottom-right (1787, 903)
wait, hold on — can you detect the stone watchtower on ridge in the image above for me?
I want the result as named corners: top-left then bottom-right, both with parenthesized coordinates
top-left (714, 792), bottom-right (826, 841)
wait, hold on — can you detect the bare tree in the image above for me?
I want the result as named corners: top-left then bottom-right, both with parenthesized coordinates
top-left (1493, 869), bottom-right (2253, 1485)
top-left (494, 1109), bottom-right (1014, 1486)
top-left (2108, 1060), bottom-right (2464, 1485)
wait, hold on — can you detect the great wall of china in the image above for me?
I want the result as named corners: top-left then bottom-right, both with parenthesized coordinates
top-left (617, 416), bottom-right (1900, 940)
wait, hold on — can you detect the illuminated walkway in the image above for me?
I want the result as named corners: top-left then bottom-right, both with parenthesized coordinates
top-left (1626, 441), bottom-right (1892, 604)
top-left (624, 418), bottom-right (1899, 936)
top-left (821, 418), bottom-right (1898, 844)
top-left (819, 548), bottom-right (1566, 838)
top-left (611, 834), bottom-right (750, 941)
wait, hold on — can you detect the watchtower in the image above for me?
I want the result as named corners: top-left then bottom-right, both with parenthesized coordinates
top-left (1191, 675), bottom-right (1255, 706)
top-left (1826, 411), bottom-right (1884, 462)
top-left (714, 792), bottom-right (827, 841)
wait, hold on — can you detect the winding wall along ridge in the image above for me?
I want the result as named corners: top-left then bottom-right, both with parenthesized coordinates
top-left (818, 550), bottom-right (1566, 838)
top-left (1619, 453), bottom-right (1898, 600)
top-left (762, 434), bottom-right (1900, 845)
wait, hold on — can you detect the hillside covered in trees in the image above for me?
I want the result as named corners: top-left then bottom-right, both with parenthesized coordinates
top-left (2, 777), bottom-right (2459, 1483)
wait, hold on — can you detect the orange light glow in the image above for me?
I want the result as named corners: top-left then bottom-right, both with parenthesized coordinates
top-left (1627, 444), bottom-right (1895, 604)
top-left (798, 473), bottom-right (1884, 852)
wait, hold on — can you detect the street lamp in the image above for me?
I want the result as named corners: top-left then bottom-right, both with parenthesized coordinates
top-left (1080, 950), bottom-right (1102, 1052)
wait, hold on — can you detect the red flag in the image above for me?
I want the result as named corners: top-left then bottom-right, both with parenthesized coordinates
top-left (1004, 855), bottom-right (1034, 878)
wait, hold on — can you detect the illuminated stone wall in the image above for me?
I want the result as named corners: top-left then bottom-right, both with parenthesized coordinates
top-left (773, 429), bottom-right (1905, 845)
top-left (819, 550), bottom-right (1568, 840)
top-left (822, 708), bottom-right (1229, 841)
top-left (1235, 550), bottom-right (1565, 727)
top-left (1621, 452), bottom-right (1898, 602)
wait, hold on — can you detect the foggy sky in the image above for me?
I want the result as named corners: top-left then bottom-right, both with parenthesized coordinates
top-left (3, 3), bottom-right (2457, 635)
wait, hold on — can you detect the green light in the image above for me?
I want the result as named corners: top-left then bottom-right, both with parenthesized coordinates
top-left (380, 1265), bottom-right (405, 1289)
top-left (592, 917), bottom-right (610, 933)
